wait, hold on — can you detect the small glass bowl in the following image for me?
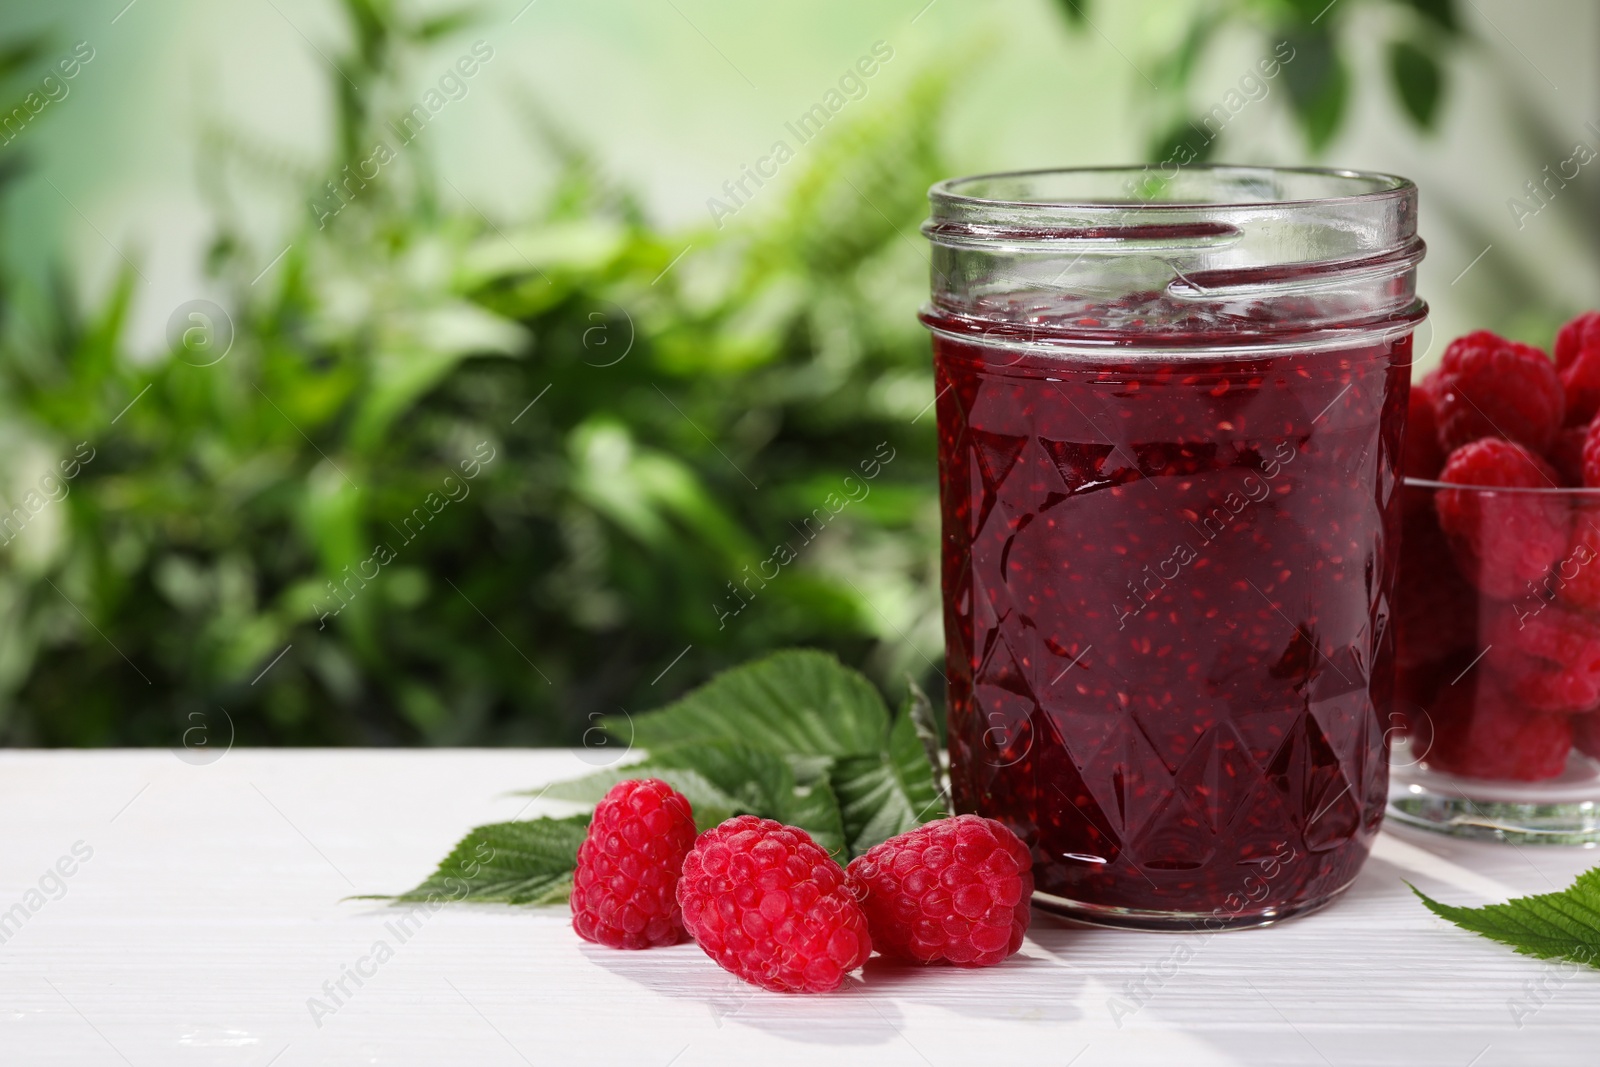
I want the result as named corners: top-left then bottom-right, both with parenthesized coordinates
top-left (1388, 476), bottom-right (1600, 844)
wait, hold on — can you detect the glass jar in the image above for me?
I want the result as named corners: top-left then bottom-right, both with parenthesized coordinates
top-left (921, 166), bottom-right (1426, 930)
top-left (1389, 480), bottom-right (1600, 844)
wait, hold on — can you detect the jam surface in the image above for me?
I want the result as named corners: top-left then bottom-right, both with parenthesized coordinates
top-left (934, 322), bottom-right (1411, 919)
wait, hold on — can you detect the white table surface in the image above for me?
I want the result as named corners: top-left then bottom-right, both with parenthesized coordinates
top-left (2, 749), bottom-right (1597, 1067)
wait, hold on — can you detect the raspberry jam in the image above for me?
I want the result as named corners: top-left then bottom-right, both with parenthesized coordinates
top-left (922, 167), bottom-right (1425, 929)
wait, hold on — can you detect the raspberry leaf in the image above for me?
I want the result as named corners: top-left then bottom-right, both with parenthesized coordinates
top-left (783, 753), bottom-right (836, 787)
top-left (1387, 38), bottom-right (1444, 130)
top-left (393, 648), bottom-right (931, 903)
top-left (377, 815), bottom-right (592, 906)
top-left (605, 649), bottom-right (891, 757)
top-left (904, 675), bottom-right (950, 817)
top-left (776, 777), bottom-right (848, 860)
top-left (1412, 870), bottom-right (1600, 967)
top-left (542, 765), bottom-right (743, 827)
top-left (829, 700), bottom-right (945, 856)
top-left (540, 739), bottom-right (849, 854)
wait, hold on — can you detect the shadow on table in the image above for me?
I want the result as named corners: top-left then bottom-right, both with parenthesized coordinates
top-left (582, 938), bottom-right (1084, 1043)
top-left (581, 944), bottom-right (903, 1044)
top-left (864, 949), bottom-right (1085, 1025)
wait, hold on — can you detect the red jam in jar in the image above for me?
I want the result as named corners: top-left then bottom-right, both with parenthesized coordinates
top-left (921, 167), bottom-right (1425, 929)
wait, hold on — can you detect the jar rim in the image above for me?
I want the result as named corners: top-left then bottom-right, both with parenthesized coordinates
top-left (930, 165), bottom-right (1415, 213)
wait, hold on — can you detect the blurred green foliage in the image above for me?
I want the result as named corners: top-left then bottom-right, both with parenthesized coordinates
top-left (0, 1), bottom-right (946, 746)
top-left (0, 0), bottom-right (1468, 747)
top-left (1056, 0), bottom-right (1464, 161)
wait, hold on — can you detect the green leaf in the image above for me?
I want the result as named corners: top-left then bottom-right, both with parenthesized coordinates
top-left (775, 67), bottom-right (953, 276)
top-left (1388, 39), bottom-right (1445, 129)
top-left (1146, 117), bottom-right (1218, 170)
top-left (381, 816), bottom-right (591, 906)
top-left (785, 753), bottom-right (836, 788)
top-left (1280, 26), bottom-right (1349, 152)
top-left (388, 651), bottom-right (931, 908)
top-left (828, 699), bottom-right (944, 855)
top-left (1411, 870), bottom-right (1600, 967)
top-left (0, 37), bottom-right (46, 81)
top-left (539, 739), bottom-right (849, 855)
top-left (349, 304), bottom-right (524, 451)
top-left (904, 676), bottom-right (949, 817)
top-left (1151, 13), bottom-right (1222, 91)
top-left (610, 649), bottom-right (892, 758)
top-left (1283, 0), bottom-right (1335, 21)
top-left (541, 763), bottom-right (743, 828)
top-left (1052, 0), bottom-right (1090, 28)
top-left (411, 9), bottom-right (483, 41)
top-left (777, 776), bottom-right (849, 860)
top-left (1399, 0), bottom-right (1458, 33)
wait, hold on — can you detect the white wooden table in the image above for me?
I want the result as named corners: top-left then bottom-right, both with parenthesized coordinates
top-left (2, 749), bottom-right (1596, 1066)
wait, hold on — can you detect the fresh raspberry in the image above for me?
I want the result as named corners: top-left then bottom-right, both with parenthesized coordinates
top-left (1573, 713), bottom-right (1600, 762)
top-left (677, 816), bottom-right (871, 993)
top-left (1395, 506), bottom-right (1478, 672)
top-left (571, 778), bottom-right (696, 950)
top-left (1484, 602), bottom-right (1600, 713)
top-left (1403, 376), bottom-right (1446, 480)
top-left (1547, 425), bottom-right (1590, 486)
top-left (1424, 677), bottom-right (1573, 781)
top-left (1432, 331), bottom-right (1563, 454)
top-left (845, 815), bottom-right (1033, 967)
top-left (1556, 509), bottom-right (1600, 612)
top-left (1583, 417), bottom-right (1600, 488)
top-left (1555, 311), bottom-right (1600, 427)
top-left (1434, 439), bottom-right (1568, 598)
top-left (1392, 655), bottom-right (1444, 755)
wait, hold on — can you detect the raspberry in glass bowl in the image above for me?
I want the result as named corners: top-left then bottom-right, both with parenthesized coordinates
top-left (1389, 316), bottom-right (1600, 843)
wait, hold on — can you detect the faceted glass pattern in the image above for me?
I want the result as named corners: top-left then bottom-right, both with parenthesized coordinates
top-left (934, 332), bottom-right (1411, 922)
